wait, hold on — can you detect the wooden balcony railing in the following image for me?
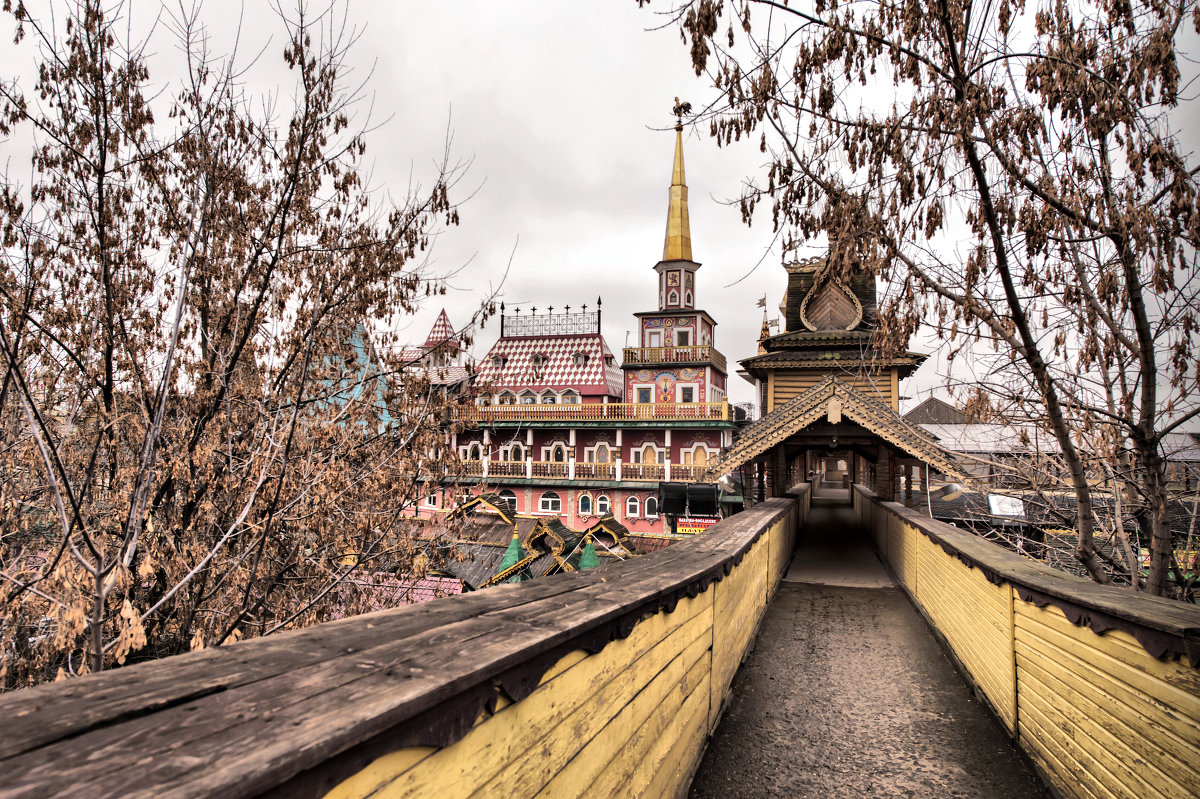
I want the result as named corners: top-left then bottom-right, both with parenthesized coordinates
top-left (530, 461), bottom-right (569, 479)
top-left (622, 345), bottom-right (727, 372)
top-left (487, 460), bottom-right (528, 478)
top-left (455, 401), bottom-right (730, 424)
top-left (451, 458), bottom-right (705, 483)
top-left (620, 463), bottom-right (665, 482)
top-left (574, 462), bottom-right (615, 480)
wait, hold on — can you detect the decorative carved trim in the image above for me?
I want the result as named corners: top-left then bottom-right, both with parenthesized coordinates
top-left (799, 276), bottom-right (863, 332)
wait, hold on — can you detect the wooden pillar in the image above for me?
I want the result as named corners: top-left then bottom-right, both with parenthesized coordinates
top-left (776, 446), bottom-right (788, 494)
top-left (876, 448), bottom-right (894, 501)
top-left (904, 463), bottom-right (913, 508)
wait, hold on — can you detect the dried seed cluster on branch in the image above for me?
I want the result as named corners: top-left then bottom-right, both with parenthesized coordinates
top-left (0, 1), bottom-right (482, 689)
top-left (641, 0), bottom-right (1200, 596)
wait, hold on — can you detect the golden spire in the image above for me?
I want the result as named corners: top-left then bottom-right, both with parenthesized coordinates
top-left (663, 98), bottom-right (693, 261)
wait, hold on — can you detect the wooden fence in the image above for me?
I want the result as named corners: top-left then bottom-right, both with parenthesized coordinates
top-left (0, 492), bottom-right (806, 798)
top-left (853, 485), bottom-right (1200, 799)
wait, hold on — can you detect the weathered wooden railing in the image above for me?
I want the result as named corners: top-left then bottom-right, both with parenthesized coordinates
top-left (0, 491), bottom-right (807, 798)
top-left (454, 400), bottom-right (730, 423)
top-left (455, 458), bottom-right (707, 483)
top-left (852, 485), bottom-right (1200, 799)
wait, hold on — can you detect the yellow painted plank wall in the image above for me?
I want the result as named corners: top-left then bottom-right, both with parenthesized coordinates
top-left (326, 502), bottom-right (799, 799)
top-left (912, 533), bottom-right (1016, 732)
top-left (771, 370), bottom-right (894, 408)
top-left (1014, 603), bottom-right (1200, 799)
top-left (853, 488), bottom-right (1200, 799)
top-left (710, 534), bottom-right (769, 728)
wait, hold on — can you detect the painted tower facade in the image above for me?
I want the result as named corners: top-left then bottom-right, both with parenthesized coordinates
top-left (444, 126), bottom-right (738, 545)
top-left (623, 122), bottom-right (729, 425)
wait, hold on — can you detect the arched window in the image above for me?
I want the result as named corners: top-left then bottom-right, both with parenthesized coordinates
top-left (578, 494), bottom-right (592, 516)
top-left (645, 496), bottom-right (659, 517)
top-left (510, 444), bottom-right (524, 462)
top-left (596, 494), bottom-right (611, 515)
top-left (539, 491), bottom-right (561, 513)
top-left (530, 353), bottom-right (548, 368)
top-left (572, 353), bottom-right (588, 366)
top-left (668, 290), bottom-right (679, 306)
top-left (468, 444), bottom-right (482, 460)
top-left (592, 444), bottom-right (609, 463)
top-left (497, 391), bottom-right (516, 405)
top-left (552, 445), bottom-right (566, 463)
top-left (626, 496), bottom-right (640, 518)
top-left (498, 489), bottom-right (517, 511)
top-left (685, 292), bottom-right (693, 305)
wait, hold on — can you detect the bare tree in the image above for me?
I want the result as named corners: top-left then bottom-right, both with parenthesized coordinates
top-left (640, 0), bottom-right (1200, 595)
top-left (0, 0), bottom-right (478, 688)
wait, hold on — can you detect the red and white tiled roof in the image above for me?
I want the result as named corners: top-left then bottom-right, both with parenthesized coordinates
top-left (424, 309), bottom-right (460, 348)
top-left (476, 333), bottom-right (623, 396)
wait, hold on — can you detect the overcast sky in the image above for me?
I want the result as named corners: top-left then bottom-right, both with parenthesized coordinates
top-left (346, 1), bottom-right (792, 407)
top-left (6, 2), bottom-right (1197, 409)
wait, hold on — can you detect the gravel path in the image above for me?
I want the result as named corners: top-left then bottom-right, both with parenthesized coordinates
top-left (688, 502), bottom-right (1048, 799)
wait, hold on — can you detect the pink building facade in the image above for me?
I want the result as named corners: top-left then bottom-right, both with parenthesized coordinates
top-left (440, 125), bottom-right (737, 539)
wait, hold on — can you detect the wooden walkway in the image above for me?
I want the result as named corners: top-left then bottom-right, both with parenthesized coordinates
top-left (689, 497), bottom-right (1049, 798)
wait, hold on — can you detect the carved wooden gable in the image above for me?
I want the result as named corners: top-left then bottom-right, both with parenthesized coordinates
top-left (799, 277), bottom-right (863, 331)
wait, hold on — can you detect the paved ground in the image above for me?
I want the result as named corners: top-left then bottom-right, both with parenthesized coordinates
top-left (689, 498), bottom-right (1048, 799)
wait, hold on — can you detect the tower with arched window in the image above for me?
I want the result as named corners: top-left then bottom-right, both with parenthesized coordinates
top-left (443, 119), bottom-right (738, 544)
top-left (624, 121), bottom-right (729, 412)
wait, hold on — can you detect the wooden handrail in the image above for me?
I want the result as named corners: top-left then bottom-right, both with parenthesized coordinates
top-left (0, 498), bottom-right (802, 798)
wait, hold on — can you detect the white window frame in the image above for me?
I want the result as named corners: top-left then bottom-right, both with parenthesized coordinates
top-left (498, 489), bottom-right (517, 509)
top-left (675, 329), bottom-right (691, 346)
top-left (561, 390), bottom-right (581, 404)
top-left (676, 383), bottom-right (699, 403)
top-left (596, 494), bottom-right (611, 515)
top-left (634, 384), bottom-right (653, 404)
top-left (540, 391), bottom-right (557, 404)
top-left (645, 496), bottom-right (659, 517)
top-left (497, 391), bottom-right (516, 405)
top-left (633, 444), bottom-right (662, 465)
top-left (667, 290), bottom-right (679, 306)
top-left (577, 493), bottom-right (593, 516)
top-left (680, 443), bottom-right (714, 466)
top-left (540, 441), bottom-right (570, 463)
top-left (539, 492), bottom-right (561, 513)
top-left (646, 330), bottom-right (663, 348)
top-left (626, 496), bottom-right (640, 518)
top-left (519, 390), bottom-right (537, 404)
top-left (586, 443), bottom-right (611, 463)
